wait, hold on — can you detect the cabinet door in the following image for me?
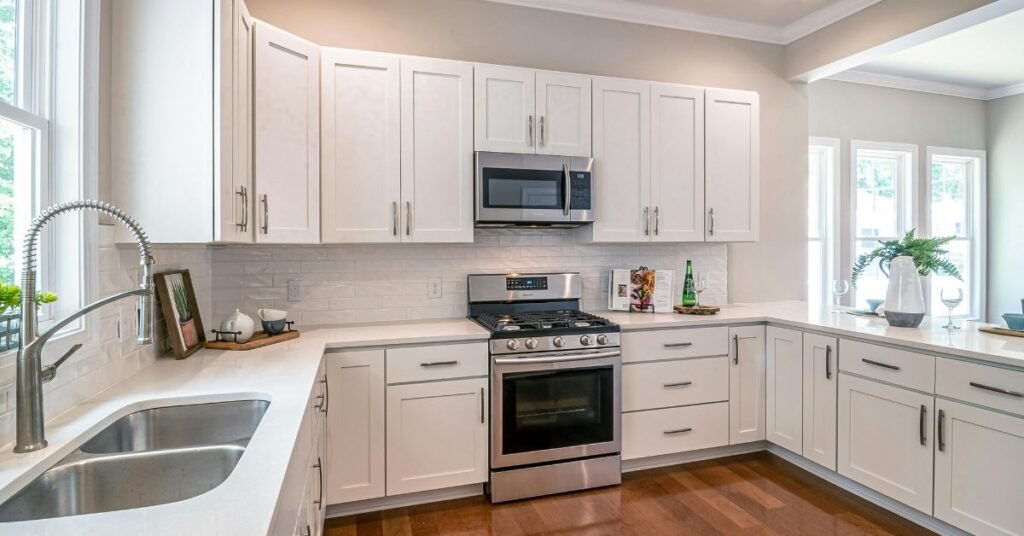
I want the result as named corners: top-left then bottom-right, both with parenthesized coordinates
top-left (650, 83), bottom-right (704, 242)
top-left (217, 0), bottom-right (254, 243)
top-left (535, 71), bottom-right (591, 157)
top-left (401, 57), bottom-right (474, 243)
top-left (325, 349), bottom-right (385, 504)
top-left (838, 374), bottom-right (933, 514)
top-left (935, 399), bottom-right (1024, 536)
top-left (386, 378), bottom-right (488, 495)
top-left (320, 49), bottom-right (401, 243)
top-left (729, 325), bottom-right (766, 444)
top-left (765, 327), bottom-right (802, 454)
top-left (253, 22), bottom-right (320, 243)
top-left (705, 89), bottom-right (758, 242)
top-left (590, 77), bottom-right (650, 242)
top-left (803, 333), bottom-right (838, 470)
top-left (474, 65), bottom-right (535, 153)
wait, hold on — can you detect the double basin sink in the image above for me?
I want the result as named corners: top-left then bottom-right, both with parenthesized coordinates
top-left (0, 399), bottom-right (270, 522)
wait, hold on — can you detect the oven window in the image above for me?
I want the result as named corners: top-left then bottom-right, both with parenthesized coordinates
top-left (501, 366), bottom-right (614, 454)
top-left (482, 167), bottom-right (564, 209)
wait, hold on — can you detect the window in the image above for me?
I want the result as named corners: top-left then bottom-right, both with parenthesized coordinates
top-left (808, 137), bottom-right (839, 307)
top-left (850, 141), bottom-right (916, 309)
top-left (926, 147), bottom-right (985, 319)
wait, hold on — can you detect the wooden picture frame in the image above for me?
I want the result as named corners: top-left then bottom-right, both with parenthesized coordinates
top-left (154, 270), bottom-right (206, 359)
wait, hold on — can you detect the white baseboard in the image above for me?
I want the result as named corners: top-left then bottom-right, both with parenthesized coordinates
top-left (325, 483), bottom-right (484, 518)
top-left (766, 445), bottom-right (968, 536)
top-left (622, 441), bottom-right (767, 473)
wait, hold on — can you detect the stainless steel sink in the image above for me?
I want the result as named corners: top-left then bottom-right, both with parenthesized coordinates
top-left (80, 399), bottom-right (270, 453)
top-left (0, 399), bottom-right (270, 522)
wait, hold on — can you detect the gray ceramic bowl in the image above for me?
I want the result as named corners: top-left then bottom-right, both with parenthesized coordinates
top-left (1003, 313), bottom-right (1024, 331)
top-left (262, 319), bottom-right (287, 336)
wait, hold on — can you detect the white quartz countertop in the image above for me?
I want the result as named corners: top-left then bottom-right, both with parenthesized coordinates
top-left (601, 301), bottom-right (1024, 369)
top-left (0, 318), bottom-right (488, 536)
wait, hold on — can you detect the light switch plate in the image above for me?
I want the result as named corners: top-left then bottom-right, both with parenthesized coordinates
top-left (287, 279), bottom-right (302, 302)
top-left (428, 278), bottom-right (443, 299)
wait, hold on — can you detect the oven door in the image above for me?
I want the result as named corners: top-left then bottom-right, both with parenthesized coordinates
top-left (491, 348), bottom-right (621, 469)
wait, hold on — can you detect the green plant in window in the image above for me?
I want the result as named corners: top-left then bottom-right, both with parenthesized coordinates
top-left (851, 230), bottom-right (962, 287)
top-left (0, 282), bottom-right (58, 315)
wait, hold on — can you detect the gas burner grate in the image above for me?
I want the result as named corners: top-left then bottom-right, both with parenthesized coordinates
top-left (472, 310), bottom-right (614, 333)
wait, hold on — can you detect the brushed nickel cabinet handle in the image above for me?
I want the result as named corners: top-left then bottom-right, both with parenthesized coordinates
top-left (654, 206), bottom-right (660, 235)
top-left (320, 374), bottom-right (329, 414)
top-left (862, 358), bottom-right (900, 371)
top-left (528, 115), bottom-right (534, 146)
top-left (664, 427), bottom-right (693, 435)
top-left (919, 405), bottom-right (927, 446)
top-left (969, 381), bottom-right (1023, 398)
top-left (260, 194), bottom-right (268, 234)
top-left (313, 457), bottom-right (323, 509)
top-left (480, 387), bottom-right (485, 424)
top-left (563, 163), bottom-right (571, 216)
top-left (392, 201), bottom-right (398, 236)
top-left (733, 334), bottom-right (739, 365)
top-left (663, 342), bottom-right (693, 348)
top-left (708, 208), bottom-right (715, 236)
top-left (540, 115), bottom-right (545, 146)
top-left (938, 408), bottom-right (945, 452)
top-left (420, 360), bottom-right (459, 367)
top-left (643, 206), bottom-right (650, 236)
top-left (663, 381), bottom-right (693, 388)
top-left (406, 201), bottom-right (411, 236)
top-left (825, 345), bottom-right (832, 380)
top-left (236, 186), bottom-right (248, 231)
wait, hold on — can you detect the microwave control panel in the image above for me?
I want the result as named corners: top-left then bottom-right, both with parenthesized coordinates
top-left (569, 171), bottom-right (592, 210)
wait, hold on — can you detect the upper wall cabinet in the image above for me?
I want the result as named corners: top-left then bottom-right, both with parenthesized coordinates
top-left (321, 50), bottom-right (474, 244)
top-left (111, 0), bottom-right (253, 243)
top-left (474, 65), bottom-right (591, 157)
top-left (705, 89), bottom-right (759, 242)
top-left (253, 23), bottom-right (321, 244)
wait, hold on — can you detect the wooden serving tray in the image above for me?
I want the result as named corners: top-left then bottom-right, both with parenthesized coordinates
top-left (205, 330), bottom-right (300, 350)
top-left (979, 326), bottom-right (1024, 338)
top-left (674, 304), bottom-right (721, 315)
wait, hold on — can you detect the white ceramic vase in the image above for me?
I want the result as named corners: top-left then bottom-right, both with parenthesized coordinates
top-left (884, 256), bottom-right (926, 328)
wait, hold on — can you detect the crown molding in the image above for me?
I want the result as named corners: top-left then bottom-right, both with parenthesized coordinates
top-left (482, 0), bottom-right (879, 45)
top-left (828, 69), bottom-right (1024, 101)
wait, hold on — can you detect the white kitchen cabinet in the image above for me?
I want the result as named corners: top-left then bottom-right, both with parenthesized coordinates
top-left (111, 0), bottom-right (253, 243)
top-left (934, 399), bottom-right (1024, 536)
top-left (650, 83), bottom-right (705, 242)
top-left (386, 378), bottom-right (488, 495)
top-left (253, 22), bottom-right (320, 243)
top-left (729, 325), bottom-right (766, 444)
top-left (765, 327), bottom-right (802, 454)
top-left (802, 333), bottom-right (837, 470)
top-left (320, 49), bottom-right (401, 243)
top-left (325, 349), bottom-right (385, 504)
top-left (535, 71), bottom-right (592, 157)
top-left (705, 89), bottom-right (759, 242)
top-left (838, 374), bottom-right (933, 514)
top-left (474, 65), bottom-right (591, 156)
top-left (588, 77), bottom-right (650, 242)
top-left (401, 57), bottom-right (475, 243)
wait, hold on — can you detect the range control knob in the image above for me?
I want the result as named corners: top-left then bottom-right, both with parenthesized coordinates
top-left (596, 334), bottom-right (609, 346)
top-left (552, 336), bottom-right (565, 348)
top-left (580, 335), bottom-right (593, 346)
top-left (506, 339), bottom-right (520, 351)
top-left (525, 338), bottom-right (538, 350)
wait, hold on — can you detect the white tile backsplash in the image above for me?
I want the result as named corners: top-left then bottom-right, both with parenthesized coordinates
top-left (210, 229), bottom-right (727, 326)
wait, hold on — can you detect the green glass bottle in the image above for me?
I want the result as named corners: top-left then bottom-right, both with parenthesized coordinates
top-left (682, 261), bottom-right (697, 306)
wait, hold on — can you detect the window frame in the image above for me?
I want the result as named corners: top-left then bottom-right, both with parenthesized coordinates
top-left (924, 146), bottom-right (986, 320)
top-left (808, 136), bottom-right (840, 308)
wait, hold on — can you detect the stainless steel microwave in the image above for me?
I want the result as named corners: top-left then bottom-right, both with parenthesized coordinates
top-left (475, 152), bottom-right (594, 228)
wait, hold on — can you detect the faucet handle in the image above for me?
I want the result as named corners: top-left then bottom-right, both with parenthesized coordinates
top-left (41, 343), bottom-right (83, 383)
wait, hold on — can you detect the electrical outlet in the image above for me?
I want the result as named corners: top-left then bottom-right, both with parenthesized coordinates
top-left (428, 278), bottom-right (443, 299)
top-left (287, 279), bottom-right (302, 302)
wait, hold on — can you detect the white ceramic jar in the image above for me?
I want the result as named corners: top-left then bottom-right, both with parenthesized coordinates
top-left (219, 309), bottom-right (256, 343)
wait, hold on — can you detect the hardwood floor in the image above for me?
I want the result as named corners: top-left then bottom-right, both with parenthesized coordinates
top-left (325, 452), bottom-right (934, 535)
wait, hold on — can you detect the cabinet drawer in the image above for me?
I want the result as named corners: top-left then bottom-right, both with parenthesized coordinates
top-left (622, 402), bottom-right (729, 460)
top-left (622, 357), bottom-right (728, 412)
top-left (839, 339), bottom-right (934, 393)
top-left (386, 342), bottom-right (488, 384)
top-left (937, 358), bottom-right (1024, 417)
top-left (621, 327), bottom-right (729, 364)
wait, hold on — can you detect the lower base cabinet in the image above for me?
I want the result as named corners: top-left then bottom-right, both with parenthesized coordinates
top-left (729, 325), bottom-right (766, 444)
top-left (326, 349), bottom-right (386, 504)
top-left (802, 333), bottom-right (837, 470)
top-left (838, 374), bottom-right (933, 514)
top-left (934, 398), bottom-right (1024, 536)
top-left (622, 402), bottom-right (729, 460)
top-left (386, 378), bottom-right (489, 495)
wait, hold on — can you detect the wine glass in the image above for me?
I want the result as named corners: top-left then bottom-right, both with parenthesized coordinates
top-left (940, 288), bottom-right (964, 330)
top-left (831, 279), bottom-right (850, 314)
top-left (693, 272), bottom-right (708, 307)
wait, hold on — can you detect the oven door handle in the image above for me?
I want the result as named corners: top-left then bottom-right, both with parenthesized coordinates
top-left (494, 349), bottom-right (621, 364)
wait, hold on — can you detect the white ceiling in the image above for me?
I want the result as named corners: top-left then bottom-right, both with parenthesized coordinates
top-left (482, 0), bottom-right (881, 44)
top-left (837, 8), bottom-right (1024, 99)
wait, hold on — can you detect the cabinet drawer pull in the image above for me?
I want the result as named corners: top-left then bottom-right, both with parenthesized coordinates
top-left (313, 456), bottom-right (323, 509)
top-left (969, 381), bottom-right (1023, 398)
top-left (654, 206), bottom-right (660, 235)
top-left (480, 387), bottom-right (485, 424)
top-left (664, 427), bottom-right (693, 435)
top-left (406, 201), bottom-right (412, 235)
top-left (392, 201), bottom-right (398, 236)
top-left (862, 358), bottom-right (900, 371)
top-left (260, 194), bottom-right (269, 234)
top-left (733, 334), bottom-right (739, 365)
top-left (663, 342), bottom-right (693, 348)
top-left (539, 115), bottom-right (545, 146)
top-left (528, 115), bottom-right (534, 146)
top-left (663, 381), bottom-right (693, 388)
top-left (320, 374), bottom-right (329, 415)
top-left (420, 360), bottom-right (459, 367)
top-left (825, 345), bottom-right (832, 380)
top-left (937, 408), bottom-right (945, 452)
top-left (643, 206), bottom-right (650, 236)
top-left (919, 405), bottom-right (927, 446)
top-left (708, 208), bottom-right (715, 236)
top-left (236, 186), bottom-right (248, 231)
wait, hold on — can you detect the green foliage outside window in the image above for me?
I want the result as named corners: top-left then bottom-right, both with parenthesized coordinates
top-left (0, 0), bottom-right (18, 284)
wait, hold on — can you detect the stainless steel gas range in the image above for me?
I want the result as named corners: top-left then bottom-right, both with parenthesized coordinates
top-left (467, 272), bottom-right (622, 503)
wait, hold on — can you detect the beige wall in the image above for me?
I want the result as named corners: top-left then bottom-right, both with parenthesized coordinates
top-left (986, 93), bottom-right (1024, 320)
top-left (246, 0), bottom-right (810, 303)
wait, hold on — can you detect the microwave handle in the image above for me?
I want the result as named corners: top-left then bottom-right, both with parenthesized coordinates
top-left (562, 163), bottom-right (571, 216)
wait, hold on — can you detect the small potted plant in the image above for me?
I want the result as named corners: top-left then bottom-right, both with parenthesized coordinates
top-left (0, 283), bottom-right (58, 351)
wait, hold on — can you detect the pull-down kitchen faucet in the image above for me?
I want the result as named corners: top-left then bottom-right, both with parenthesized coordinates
top-left (14, 201), bottom-right (155, 453)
